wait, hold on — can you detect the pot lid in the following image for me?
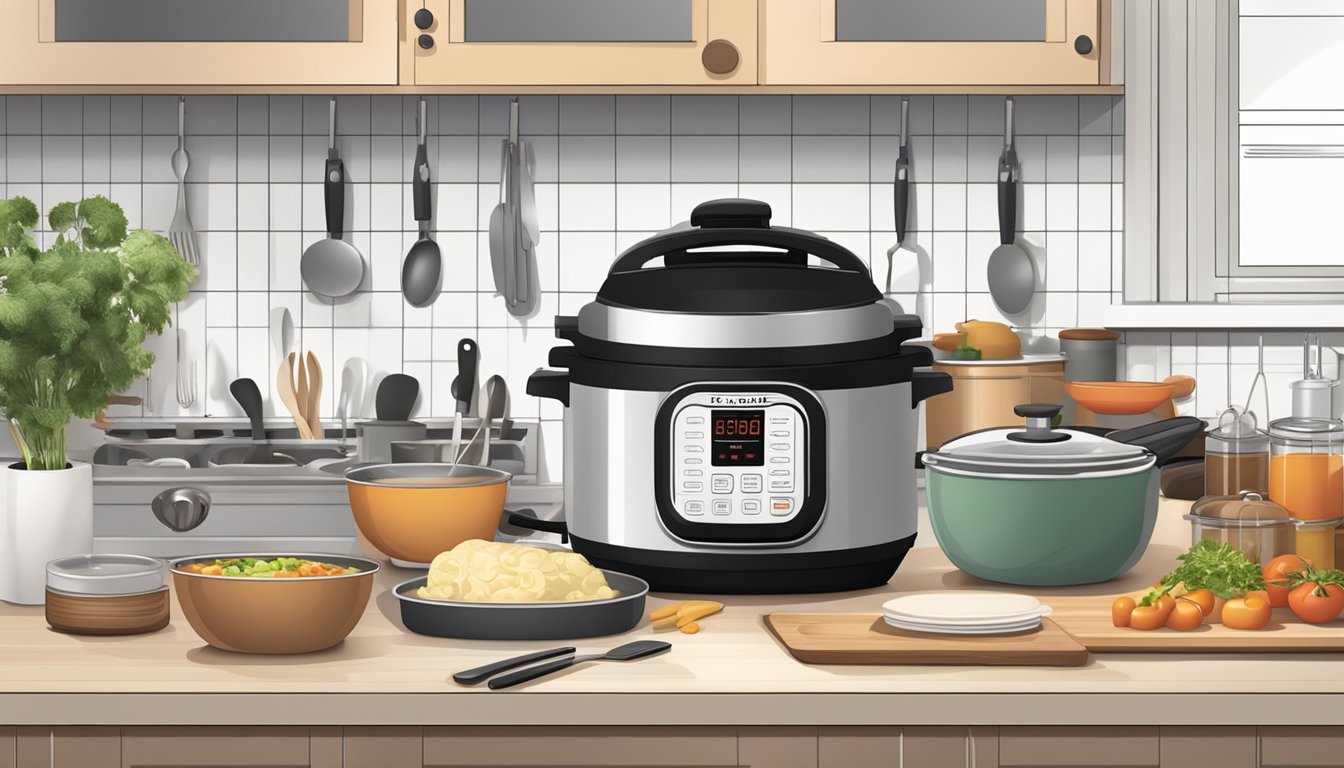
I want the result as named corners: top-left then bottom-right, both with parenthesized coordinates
top-left (1187, 491), bottom-right (1289, 525)
top-left (1268, 416), bottom-right (1344, 442)
top-left (46, 554), bottom-right (165, 596)
top-left (592, 199), bottom-right (880, 316)
top-left (924, 403), bottom-right (1153, 475)
top-left (1207, 406), bottom-right (1269, 451)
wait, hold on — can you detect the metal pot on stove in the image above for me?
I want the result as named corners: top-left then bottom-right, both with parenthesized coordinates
top-left (526, 199), bottom-right (951, 594)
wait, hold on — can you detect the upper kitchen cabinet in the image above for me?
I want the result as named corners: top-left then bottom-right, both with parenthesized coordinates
top-left (0, 0), bottom-right (398, 86)
top-left (761, 0), bottom-right (1104, 87)
top-left (409, 0), bottom-right (757, 86)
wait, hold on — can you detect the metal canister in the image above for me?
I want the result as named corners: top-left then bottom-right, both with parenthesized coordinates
top-left (1060, 328), bottom-right (1120, 422)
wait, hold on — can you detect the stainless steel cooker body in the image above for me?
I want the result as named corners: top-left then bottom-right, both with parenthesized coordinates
top-left (527, 198), bottom-right (951, 593)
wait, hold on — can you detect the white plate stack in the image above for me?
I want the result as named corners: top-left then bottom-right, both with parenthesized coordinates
top-left (881, 592), bottom-right (1052, 635)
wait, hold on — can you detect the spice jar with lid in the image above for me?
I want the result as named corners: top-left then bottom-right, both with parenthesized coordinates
top-left (1184, 492), bottom-right (1293, 567)
top-left (1269, 416), bottom-right (1344, 522)
top-left (1206, 406), bottom-right (1270, 497)
top-left (45, 554), bottom-right (170, 636)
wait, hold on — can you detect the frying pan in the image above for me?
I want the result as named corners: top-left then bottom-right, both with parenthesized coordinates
top-left (301, 98), bottom-right (365, 299)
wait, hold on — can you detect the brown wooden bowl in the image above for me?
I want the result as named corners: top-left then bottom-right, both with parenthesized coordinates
top-left (170, 554), bottom-right (378, 654)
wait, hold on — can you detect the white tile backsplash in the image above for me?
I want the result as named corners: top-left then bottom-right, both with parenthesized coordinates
top-left (2, 94), bottom-right (1127, 439)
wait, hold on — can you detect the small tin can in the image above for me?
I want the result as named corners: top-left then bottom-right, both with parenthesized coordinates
top-left (45, 554), bottom-right (170, 636)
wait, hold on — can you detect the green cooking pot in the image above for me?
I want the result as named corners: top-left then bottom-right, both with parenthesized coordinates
top-left (922, 403), bottom-right (1188, 586)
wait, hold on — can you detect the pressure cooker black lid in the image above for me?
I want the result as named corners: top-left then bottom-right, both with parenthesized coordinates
top-left (595, 199), bottom-right (881, 314)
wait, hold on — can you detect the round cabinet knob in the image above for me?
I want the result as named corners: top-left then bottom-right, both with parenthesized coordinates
top-left (418, 33), bottom-right (435, 50)
top-left (701, 39), bottom-right (740, 75)
top-left (414, 8), bottom-right (434, 30)
top-left (1074, 34), bottom-right (1094, 55)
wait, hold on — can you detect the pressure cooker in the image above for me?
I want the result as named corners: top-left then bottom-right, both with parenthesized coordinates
top-left (526, 199), bottom-right (951, 594)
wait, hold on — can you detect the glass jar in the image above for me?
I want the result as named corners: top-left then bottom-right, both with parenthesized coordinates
top-left (1205, 406), bottom-right (1270, 497)
top-left (1295, 518), bottom-right (1342, 570)
top-left (1269, 416), bottom-right (1344, 522)
top-left (1185, 492), bottom-right (1293, 567)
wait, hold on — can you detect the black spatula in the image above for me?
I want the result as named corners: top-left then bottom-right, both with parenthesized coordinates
top-left (375, 374), bottom-right (420, 422)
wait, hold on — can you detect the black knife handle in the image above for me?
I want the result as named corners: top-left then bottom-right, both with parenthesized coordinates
top-left (487, 656), bottom-right (580, 690)
top-left (325, 157), bottom-right (345, 240)
top-left (453, 646), bottom-right (575, 686)
top-left (457, 338), bottom-right (478, 412)
top-left (893, 159), bottom-right (910, 243)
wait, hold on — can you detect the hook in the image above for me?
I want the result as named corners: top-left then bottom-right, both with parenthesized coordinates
top-left (1004, 96), bottom-right (1015, 148)
top-left (899, 95), bottom-right (909, 147)
top-left (509, 97), bottom-right (520, 144)
top-left (418, 97), bottom-right (428, 144)
top-left (177, 96), bottom-right (186, 149)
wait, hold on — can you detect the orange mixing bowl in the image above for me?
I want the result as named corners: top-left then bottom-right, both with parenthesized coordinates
top-left (346, 463), bottom-right (511, 564)
top-left (1065, 381), bottom-right (1176, 415)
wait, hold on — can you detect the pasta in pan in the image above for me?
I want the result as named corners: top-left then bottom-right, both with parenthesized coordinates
top-left (416, 540), bottom-right (619, 603)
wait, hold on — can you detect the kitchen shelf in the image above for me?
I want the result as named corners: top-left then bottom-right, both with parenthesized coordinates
top-left (0, 84), bottom-right (1127, 95)
top-left (1104, 302), bottom-right (1344, 330)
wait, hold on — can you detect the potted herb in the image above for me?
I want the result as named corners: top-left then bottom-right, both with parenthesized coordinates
top-left (0, 196), bottom-right (194, 604)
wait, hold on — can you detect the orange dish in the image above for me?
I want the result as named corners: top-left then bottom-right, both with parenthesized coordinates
top-left (1066, 381), bottom-right (1176, 415)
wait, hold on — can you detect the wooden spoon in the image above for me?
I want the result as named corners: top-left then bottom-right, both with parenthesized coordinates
top-left (296, 350), bottom-right (310, 427)
top-left (305, 351), bottom-right (324, 439)
top-left (276, 352), bottom-right (315, 440)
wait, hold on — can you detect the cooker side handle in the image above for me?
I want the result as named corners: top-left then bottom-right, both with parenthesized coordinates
top-left (910, 370), bottom-right (953, 409)
top-left (527, 369), bottom-right (570, 408)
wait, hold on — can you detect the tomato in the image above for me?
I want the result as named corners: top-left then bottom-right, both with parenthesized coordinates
top-left (1180, 589), bottom-right (1214, 618)
top-left (1222, 595), bottom-right (1272, 630)
top-left (1111, 596), bottom-right (1136, 627)
top-left (1288, 582), bottom-right (1344, 624)
top-left (1128, 605), bottom-right (1168, 630)
top-left (1166, 600), bottom-right (1204, 631)
top-left (1263, 554), bottom-right (1312, 608)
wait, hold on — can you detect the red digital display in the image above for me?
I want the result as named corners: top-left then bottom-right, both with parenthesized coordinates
top-left (711, 410), bottom-right (764, 466)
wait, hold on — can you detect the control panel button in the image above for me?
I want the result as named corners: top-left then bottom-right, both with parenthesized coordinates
top-left (685, 499), bottom-right (706, 516)
top-left (684, 469), bottom-right (703, 477)
top-left (711, 474), bottom-right (734, 494)
top-left (741, 474), bottom-right (763, 493)
top-left (770, 443), bottom-right (790, 451)
top-left (683, 481), bottom-right (703, 492)
top-left (770, 498), bottom-right (793, 516)
top-left (685, 445), bottom-right (703, 453)
top-left (770, 456), bottom-right (790, 464)
top-left (712, 499), bottom-right (732, 516)
top-left (771, 431), bottom-right (790, 438)
top-left (685, 457), bottom-right (703, 465)
top-left (770, 469), bottom-right (789, 476)
top-left (686, 416), bottom-right (705, 425)
top-left (769, 476), bottom-right (793, 493)
top-left (742, 499), bottom-right (762, 515)
top-left (685, 431), bottom-right (704, 439)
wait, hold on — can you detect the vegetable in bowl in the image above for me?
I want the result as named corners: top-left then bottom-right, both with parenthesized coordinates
top-left (181, 557), bottom-right (359, 578)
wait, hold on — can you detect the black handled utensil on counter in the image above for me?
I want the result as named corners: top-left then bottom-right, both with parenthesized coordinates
top-left (453, 646), bottom-right (576, 686)
top-left (478, 640), bottom-right (671, 690)
top-left (375, 373), bottom-right (420, 422)
top-left (228, 378), bottom-right (272, 464)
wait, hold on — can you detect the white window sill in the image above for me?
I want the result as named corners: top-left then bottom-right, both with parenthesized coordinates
top-left (1104, 303), bottom-right (1344, 330)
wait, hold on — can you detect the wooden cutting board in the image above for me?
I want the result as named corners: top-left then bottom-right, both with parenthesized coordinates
top-left (1046, 596), bottom-right (1344, 653)
top-left (764, 614), bottom-right (1090, 666)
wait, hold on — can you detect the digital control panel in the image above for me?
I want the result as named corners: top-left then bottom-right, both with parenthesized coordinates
top-left (670, 391), bottom-right (807, 525)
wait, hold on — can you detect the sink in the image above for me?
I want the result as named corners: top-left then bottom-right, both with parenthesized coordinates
top-left (93, 439), bottom-right (350, 472)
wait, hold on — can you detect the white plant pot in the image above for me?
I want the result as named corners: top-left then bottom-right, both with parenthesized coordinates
top-left (0, 461), bottom-right (93, 605)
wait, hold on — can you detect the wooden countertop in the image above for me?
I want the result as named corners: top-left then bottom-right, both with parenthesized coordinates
top-left (4, 498), bottom-right (1344, 726)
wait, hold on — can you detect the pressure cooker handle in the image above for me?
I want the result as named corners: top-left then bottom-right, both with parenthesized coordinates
top-left (910, 370), bottom-right (953, 409)
top-left (527, 369), bottom-right (570, 408)
top-left (608, 199), bottom-right (869, 277)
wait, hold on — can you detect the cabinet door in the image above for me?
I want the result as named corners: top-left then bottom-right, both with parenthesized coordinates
top-left (16, 727), bottom-right (120, 768)
top-left (1260, 726), bottom-right (1344, 767)
top-left (411, 0), bottom-right (757, 86)
top-left (761, 0), bottom-right (1099, 86)
top-left (1159, 726), bottom-right (1255, 768)
top-left (423, 726), bottom-right (738, 766)
top-left (999, 726), bottom-right (1157, 767)
top-left (122, 726), bottom-right (310, 767)
top-left (0, 0), bottom-right (397, 86)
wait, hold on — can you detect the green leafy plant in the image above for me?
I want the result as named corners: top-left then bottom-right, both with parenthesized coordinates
top-left (0, 196), bottom-right (195, 470)
top-left (1142, 539), bottom-right (1267, 603)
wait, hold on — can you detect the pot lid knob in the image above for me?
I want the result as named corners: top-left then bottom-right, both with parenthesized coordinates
top-left (1007, 403), bottom-right (1071, 444)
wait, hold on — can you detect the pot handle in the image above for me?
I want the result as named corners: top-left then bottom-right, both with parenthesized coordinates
top-left (1105, 416), bottom-right (1205, 466)
top-left (527, 369), bottom-right (570, 407)
top-left (507, 512), bottom-right (569, 545)
top-left (910, 370), bottom-right (953, 409)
